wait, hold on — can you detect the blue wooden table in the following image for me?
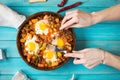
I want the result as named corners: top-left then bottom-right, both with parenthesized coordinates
top-left (0, 0), bottom-right (120, 80)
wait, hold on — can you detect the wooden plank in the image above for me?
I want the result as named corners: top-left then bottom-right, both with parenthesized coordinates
top-left (0, 40), bottom-right (120, 57)
top-left (76, 41), bottom-right (120, 56)
top-left (0, 27), bottom-right (17, 40)
top-left (1, 23), bottom-right (120, 40)
top-left (8, 6), bottom-right (117, 17)
top-left (0, 41), bottom-right (19, 57)
top-left (74, 25), bottom-right (120, 41)
top-left (1, 74), bottom-right (120, 80)
top-left (0, 58), bottom-right (119, 75)
top-left (8, 6), bottom-right (120, 24)
top-left (0, 0), bottom-right (119, 7)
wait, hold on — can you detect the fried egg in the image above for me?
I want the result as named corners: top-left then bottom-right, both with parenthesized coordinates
top-left (25, 36), bottom-right (39, 54)
top-left (52, 37), bottom-right (64, 48)
top-left (43, 49), bottom-right (57, 63)
top-left (35, 20), bottom-right (49, 35)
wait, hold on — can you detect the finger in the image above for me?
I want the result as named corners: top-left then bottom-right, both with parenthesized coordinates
top-left (73, 50), bottom-right (85, 53)
top-left (73, 58), bottom-right (86, 64)
top-left (60, 18), bottom-right (77, 30)
top-left (72, 50), bottom-right (78, 52)
top-left (61, 14), bottom-right (73, 25)
top-left (66, 10), bottom-right (80, 15)
top-left (64, 53), bottom-right (84, 58)
top-left (65, 24), bottom-right (83, 30)
top-left (73, 49), bottom-right (87, 53)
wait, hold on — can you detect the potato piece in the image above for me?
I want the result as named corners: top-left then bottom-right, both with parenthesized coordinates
top-left (51, 61), bottom-right (58, 67)
top-left (20, 38), bottom-right (25, 43)
top-left (26, 33), bottom-right (32, 39)
top-left (24, 51), bottom-right (28, 56)
top-left (21, 34), bottom-right (26, 38)
top-left (57, 52), bottom-right (62, 58)
top-left (57, 58), bottom-right (62, 63)
top-left (27, 54), bottom-right (32, 62)
top-left (44, 63), bottom-right (48, 67)
top-left (30, 31), bottom-right (35, 35)
top-left (44, 15), bottom-right (49, 19)
top-left (27, 54), bottom-right (32, 59)
top-left (55, 18), bottom-right (59, 23)
top-left (27, 58), bottom-right (30, 62)
top-left (29, 21), bottom-right (32, 25)
top-left (38, 63), bottom-right (44, 67)
top-left (40, 43), bottom-right (46, 50)
top-left (31, 19), bottom-right (38, 23)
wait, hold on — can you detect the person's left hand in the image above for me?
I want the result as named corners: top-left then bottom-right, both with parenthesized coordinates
top-left (60, 10), bottom-right (93, 30)
top-left (64, 48), bottom-right (105, 69)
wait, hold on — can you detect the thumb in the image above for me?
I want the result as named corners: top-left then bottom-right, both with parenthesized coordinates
top-left (64, 52), bottom-right (84, 58)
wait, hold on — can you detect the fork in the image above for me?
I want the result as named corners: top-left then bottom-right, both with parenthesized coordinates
top-left (47, 44), bottom-right (67, 54)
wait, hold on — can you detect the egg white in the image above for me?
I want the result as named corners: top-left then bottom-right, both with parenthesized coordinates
top-left (35, 20), bottom-right (49, 35)
top-left (46, 54), bottom-right (57, 63)
top-left (43, 50), bottom-right (57, 63)
top-left (25, 36), bottom-right (39, 54)
top-left (51, 37), bottom-right (64, 48)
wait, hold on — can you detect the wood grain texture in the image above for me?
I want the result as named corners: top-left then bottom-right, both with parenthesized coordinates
top-left (1, 23), bottom-right (120, 40)
top-left (1, 74), bottom-right (120, 80)
top-left (0, 0), bottom-right (120, 80)
top-left (0, 0), bottom-right (120, 7)
top-left (0, 40), bottom-right (120, 58)
top-left (0, 58), bottom-right (119, 74)
top-left (8, 6), bottom-right (120, 17)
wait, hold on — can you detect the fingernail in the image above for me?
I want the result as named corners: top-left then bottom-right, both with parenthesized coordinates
top-left (64, 54), bottom-right (67, 56)
top-left (59, 28), bottom-right (62, 30)
top-left (64, 53), bottom-right (70, 57)
top-left (64, 54), bottom-right (66, 56)
top-left (59, 27), bottom-right (63, 30)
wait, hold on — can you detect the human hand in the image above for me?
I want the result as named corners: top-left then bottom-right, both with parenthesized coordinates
top-left (64, 48), bottom-right (105, 69)
top-left (60, 10), bottom-right (94, 30)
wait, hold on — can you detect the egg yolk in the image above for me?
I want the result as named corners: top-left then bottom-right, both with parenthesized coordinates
top-left (26, 42), bottom-right (36, 51)
top-left (44, 50), bottom-right (55, 59)
top-left (57, 38), bottom-right (64, 47)
top-left (39, 22), bottom-right (49, 31)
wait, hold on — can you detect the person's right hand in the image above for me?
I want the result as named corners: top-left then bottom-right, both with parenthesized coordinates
top-left (64, 48), bottom-right (105, 69)
top-left (60, 10), bottom-right (94, 30)
top-left (64, 48), bottom-right (120, 70)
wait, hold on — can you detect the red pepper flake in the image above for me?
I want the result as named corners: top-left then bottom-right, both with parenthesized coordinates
top-left (58, 0), bottom-right (68, 7)
top-left (57, 1), bottom-right (82, 13)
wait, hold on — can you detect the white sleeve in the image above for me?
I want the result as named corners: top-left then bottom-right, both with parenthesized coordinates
top-left (0, 3), bottom-right (26, 29)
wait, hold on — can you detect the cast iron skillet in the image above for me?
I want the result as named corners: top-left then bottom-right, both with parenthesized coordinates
top-left (17, 11), bottom-right (76, 70)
